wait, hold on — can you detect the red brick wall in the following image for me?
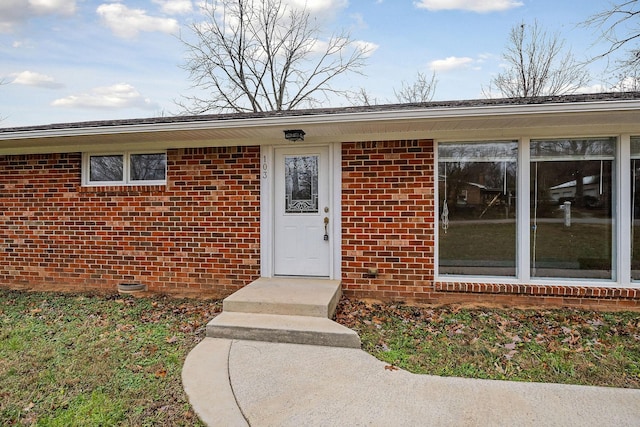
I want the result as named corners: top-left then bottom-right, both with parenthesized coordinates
top-left (340, 139), bottom-right (640, 311)
top-left (0, 147), bottom-right (260, 296)
top-left (341, 140), bottom-right (436, 299)
top-left (2, 139), bottom-right (639, 310)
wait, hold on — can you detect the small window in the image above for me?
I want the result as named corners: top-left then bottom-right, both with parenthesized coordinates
top-left (84, 152), bottom-right (166, 186)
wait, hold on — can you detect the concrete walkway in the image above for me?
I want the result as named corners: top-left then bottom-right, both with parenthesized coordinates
top-left (183, 337), bottom-right (640, 427)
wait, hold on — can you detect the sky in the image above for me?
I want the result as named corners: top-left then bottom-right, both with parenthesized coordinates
top-left (0, 0), bottom-right (626, 128)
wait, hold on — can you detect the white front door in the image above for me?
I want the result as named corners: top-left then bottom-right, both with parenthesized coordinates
top-left (274, 146), bottom-right (331, 277)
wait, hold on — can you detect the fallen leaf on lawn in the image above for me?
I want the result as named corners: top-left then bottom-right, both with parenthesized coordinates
top-left (588, 319), bottom-right (605, 328)
top-left (23, 402), bottom-right (35, 412)
top-left (165, 335), bottom-right (177, 344)
top-left (155, 369), bottom-right (167, 378)
top-left (504, 342), bottom-right (517, 350)
top-left (384, 365), bottom-right (399, 371)
top-left (504, 350), bottom-right (518, 360)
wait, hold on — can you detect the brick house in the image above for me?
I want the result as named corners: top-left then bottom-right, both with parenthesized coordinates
top-left (1, 93), bottom-right (640, 310)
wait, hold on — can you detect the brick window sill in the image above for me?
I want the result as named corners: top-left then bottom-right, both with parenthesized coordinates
top-left (435, 281), bottom-right (639, 299)
top-left (79, 185), bottom-right (166, 195)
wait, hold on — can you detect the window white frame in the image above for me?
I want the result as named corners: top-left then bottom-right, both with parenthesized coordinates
top-left (82, 151), bottom-right (167, 186)
top-left (436, 135), bottom-right (640, 289)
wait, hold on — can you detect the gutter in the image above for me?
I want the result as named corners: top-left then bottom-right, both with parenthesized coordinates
top-left (2, 99), bottom-right (640, 142)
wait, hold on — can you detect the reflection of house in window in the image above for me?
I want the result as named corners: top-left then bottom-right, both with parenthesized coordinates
top-left (549, 175), bottom-right (601, 207)
top-left (438, 175), bottom-right (515, 217)
top-left (456, 189), bottom-right (468, 205)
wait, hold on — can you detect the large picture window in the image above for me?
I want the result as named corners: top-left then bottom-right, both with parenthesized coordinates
top-left (530, 138), bottom-right (615, 279)
top-left (84, 152), bottom-right (167, 186)
top-left (631, 137), bottom-right (640, 280)
top-left (438, 141), bottom-right (518, 276)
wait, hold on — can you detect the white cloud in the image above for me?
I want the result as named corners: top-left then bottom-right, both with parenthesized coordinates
top-left (352, 40), bottom-right (379, 58)
top-left (29, 0), bottom-right (76, 15)
top-left (12, 39), bottom-right (35, 49)
top-left (429, 56), bottom-right (474, 72)
top-left (0, 0), bottom-right (76, 33)
top-left (152, 0), bottom-right (193, 15)
top-left (97, 3), bottom-right (179, 38)
top-left (414, 0), bottom-right (523, 13)
top-left (52, 83), bottom-right (158, 109)
top-left (579, 83), bottom-right (609, 93)
top-left (287, 0), bottom-right (349, 13)
top-left (476, 52), bottom-right (497, 63)
top-left (350, 13), bottom-right (367, 30)
top-left (11, 71), bottom-right (64, 89)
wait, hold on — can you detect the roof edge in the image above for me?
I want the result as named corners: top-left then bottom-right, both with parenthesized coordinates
top-left (2, 92), bottom-right (640, 141)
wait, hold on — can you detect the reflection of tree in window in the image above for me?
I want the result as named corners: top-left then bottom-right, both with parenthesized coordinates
top-left (287, 156), bottom-right (316, 200)
top-left (439, 143), bottom-right (517, 220)
top-left (630, 137), bottom-right (640, 280)
top-left (90, 155), bottom-right (123, 182)
top-left (130, 154), bottom-right (166, 181)
top-left (530, 138), bottom-right (614, 279)
top-left (438, 141), bottom-right (518, 276)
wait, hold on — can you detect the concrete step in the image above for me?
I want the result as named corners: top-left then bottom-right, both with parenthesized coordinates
top-left (206, 312), bottom-right (361, 349)
top-left (223, 277), bottom-right (341, 318)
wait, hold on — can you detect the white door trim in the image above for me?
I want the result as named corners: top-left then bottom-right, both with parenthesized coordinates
top-left (260, 143), bottom-right (341, 279)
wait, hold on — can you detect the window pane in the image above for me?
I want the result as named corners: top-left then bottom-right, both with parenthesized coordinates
top-left (130, 153), bottom-right (166, 181)
top-left (631, 136), bottom-right (640, 157)
top-left (632, 137), bottom-right (640, 280)
top-left (531, 139), bottom-right (614, 279)
top-left (284, 155), bottom-right (318, 213)
top-left (531, 138), bottom-right (614, 161)
top-left (438, 141), bottom-right (517, 276)
top-left (90, 155), bottom-right (123, 182)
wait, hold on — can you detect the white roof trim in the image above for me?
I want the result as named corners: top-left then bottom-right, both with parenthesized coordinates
top-left (3, 99), bottom-right (640, 141)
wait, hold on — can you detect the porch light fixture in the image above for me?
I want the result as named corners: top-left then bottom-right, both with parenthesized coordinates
top-left (283, 129), bottom-right (305, 142)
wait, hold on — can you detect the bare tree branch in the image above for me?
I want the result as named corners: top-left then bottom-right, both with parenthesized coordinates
top-left (176, 0), bottom-right (370, 114)
top-left (348, 72), bottom-right (437, 107)
top-left (484, 20), bottom-right (590, 98)
top-left (394, 71), bottom-right (437, 103)
top-left (583, 0), bottom-right (640, 70)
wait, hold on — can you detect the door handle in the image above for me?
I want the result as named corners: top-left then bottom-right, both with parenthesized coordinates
top-left (323, 217), bottom-right (329, 241)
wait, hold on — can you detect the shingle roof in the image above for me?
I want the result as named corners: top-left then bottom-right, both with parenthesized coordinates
top-left (3, 92), bottom-right (640, 134)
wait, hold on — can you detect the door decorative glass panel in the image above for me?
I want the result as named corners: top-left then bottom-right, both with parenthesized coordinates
top-left (285, 155), bottom-right (319, 213)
